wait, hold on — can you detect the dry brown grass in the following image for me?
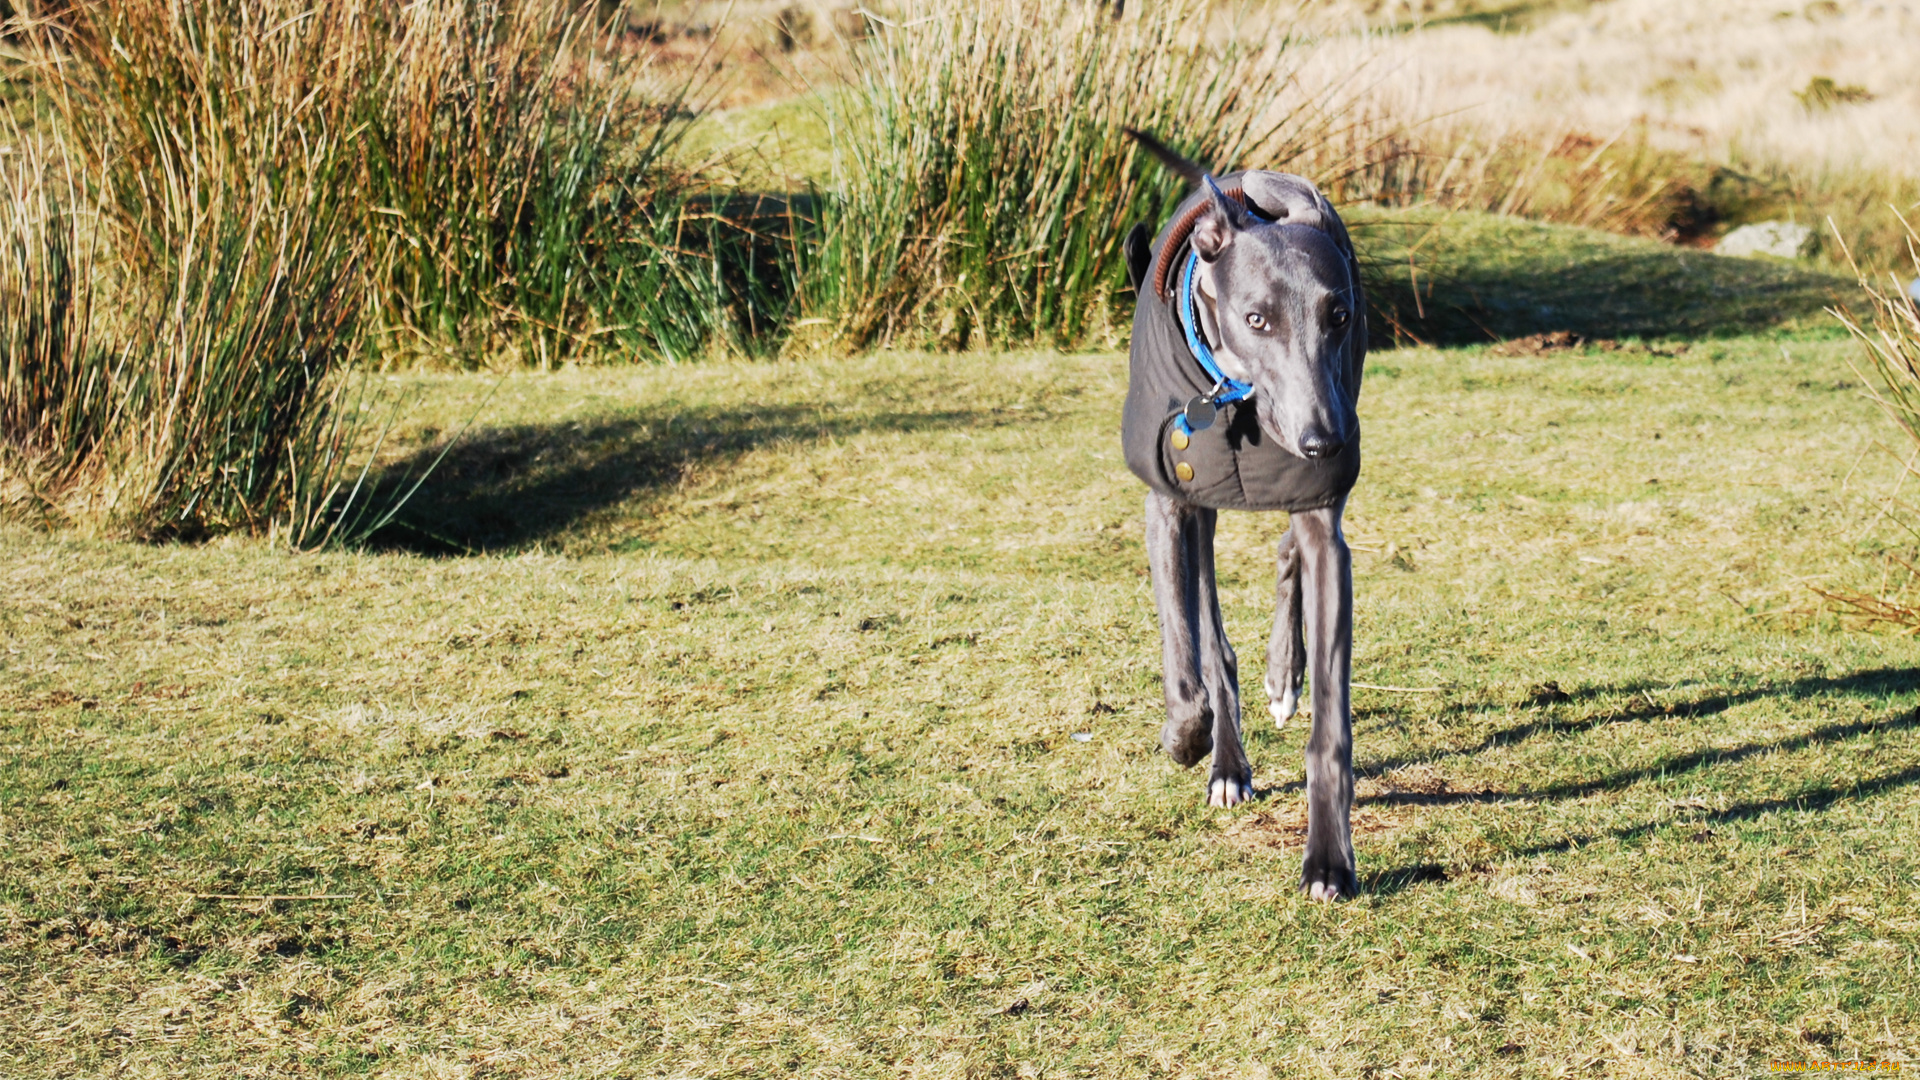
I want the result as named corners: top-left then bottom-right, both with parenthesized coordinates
top-left (1335, 0), bottom-right (1920, 181)
top-left (1270, 0), bottom-right (1920, 265)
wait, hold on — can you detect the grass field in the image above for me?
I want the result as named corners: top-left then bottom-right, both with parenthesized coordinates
top-left (5, 211), bottom-right (1919, 1076)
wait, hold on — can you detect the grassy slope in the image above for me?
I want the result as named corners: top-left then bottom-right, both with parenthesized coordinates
top-left (5, 223), bottom-right (1920, 1077)
top-left (1349, 206), bottom-right (1852, 346)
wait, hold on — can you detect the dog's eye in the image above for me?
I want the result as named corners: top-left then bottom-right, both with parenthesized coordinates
top-left (1330, 307), bottom-right (1351, 328)
top-left (1245, 312), bottom-right (1269, 332)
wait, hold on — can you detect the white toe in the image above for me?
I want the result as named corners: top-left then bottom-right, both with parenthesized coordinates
top-left (1269, 687), bottom-right (1298, 728)
top-left (1207, 778), bottom-right (1251, 808)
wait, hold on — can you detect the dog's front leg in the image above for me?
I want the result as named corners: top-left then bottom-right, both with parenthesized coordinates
top-left (1293, 501), bottom-right (1356, 900)
top-left (1265, 527), bottom-right (1306, 727)
top-left (1192, 503), bottom-right (1251, 807)
top-left (1145, 492), bottom-right (1211, 768)
top-left (1144, 492), bottom-right (1250, 806)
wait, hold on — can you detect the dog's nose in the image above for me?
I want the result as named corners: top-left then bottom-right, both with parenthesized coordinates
top-left (1298, 430), bottom-right (1344, 459)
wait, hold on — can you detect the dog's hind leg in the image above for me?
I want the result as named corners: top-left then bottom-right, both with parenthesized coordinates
top-left (1265, 527), bottom-right (1306, 728)
top-left (1292, 501), bottom-right (1357, 900)
top-left (1145, 492), bottom-right (1251, 807)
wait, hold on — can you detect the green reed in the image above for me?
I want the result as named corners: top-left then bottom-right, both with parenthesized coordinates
top-left (1, 0), bottom-right (743, 543)
top-left (803, 0), bottom-right (1312, 351)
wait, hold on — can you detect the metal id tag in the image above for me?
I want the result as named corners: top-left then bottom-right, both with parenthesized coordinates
top-left (1183, 395), bottom-right (1217, 432)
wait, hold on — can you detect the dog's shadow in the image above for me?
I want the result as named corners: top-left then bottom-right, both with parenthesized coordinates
top-left (1358, 753), bottom-right (1920, 899)
top-left (1252, 668), bottom-right (1920, 897)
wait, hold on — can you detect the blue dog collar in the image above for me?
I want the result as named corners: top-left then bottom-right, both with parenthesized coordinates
top-left (1176, 176), bottom-right (1274, 417)
top-left (1178, 251), bottom-right (1253, 413)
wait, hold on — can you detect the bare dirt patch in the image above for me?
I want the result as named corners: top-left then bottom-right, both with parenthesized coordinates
top-left (1223, 804), bottom-right (1406, 853)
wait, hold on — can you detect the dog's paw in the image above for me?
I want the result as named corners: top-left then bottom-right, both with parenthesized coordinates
top-left (1268, 686), bottom-right (1299, 728)
top-left (1207, 775), bottom-right (1253, 808)
top-left (1301, 851), bottom-right (1358, 902)
top-left (1307, 879), bottom-right (1345, 902)
top-left (1160, 709), bottom-right (1214, 768)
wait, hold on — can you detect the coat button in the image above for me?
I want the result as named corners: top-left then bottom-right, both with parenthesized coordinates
top-left (1170, 428), bottom-right (1190, 451)
top-left (1175, 462), bottom-right (1194, 482)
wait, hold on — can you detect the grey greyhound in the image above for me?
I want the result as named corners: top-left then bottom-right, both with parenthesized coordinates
top-left (1119, 131), bottom-right (1366, 901)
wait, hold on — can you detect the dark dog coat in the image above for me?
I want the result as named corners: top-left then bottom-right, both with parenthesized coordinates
top-left (1121, 171), bottom-right (1366, 512)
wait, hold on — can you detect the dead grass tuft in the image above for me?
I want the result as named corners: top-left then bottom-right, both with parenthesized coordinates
top-left (1821, 213), bottom-right (1920, 630)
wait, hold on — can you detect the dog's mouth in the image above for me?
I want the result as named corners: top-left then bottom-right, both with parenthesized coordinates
top-left (1256, 396), bottom-right (1350, 461)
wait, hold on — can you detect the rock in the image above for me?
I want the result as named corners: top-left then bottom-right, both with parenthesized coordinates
top-left (1717, 221), bottom-right (1813, 259)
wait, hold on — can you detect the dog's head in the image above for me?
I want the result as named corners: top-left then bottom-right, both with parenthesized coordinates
top-left (1187, 174), bottom-right (1363, 460)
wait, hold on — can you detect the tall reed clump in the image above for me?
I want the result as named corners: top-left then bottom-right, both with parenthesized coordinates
top-left (2, 0), bottom-right (726, 543)
top-left (806, 0), bottom-right (1309, 351)
top-left (360, 0), bottom-right (722, 365)
top-left (18, 0), bottom-right (373, 541)
top-left (1824, 219), bottom-right (1920, 630)
top-left (0, 127), bottom-right (115, 510)
top-left (0, 0), bottom-right (369, 541)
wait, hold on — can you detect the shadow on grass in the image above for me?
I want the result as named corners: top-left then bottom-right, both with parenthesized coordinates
top-left (1365, 755), bottom-right (1920, 898)
top-left (1351, 212), bottom-right (1847, 346)
top-left (1366, 703), bottom-right (1918, 808)
top-left (1503, 761), bottom-right (1920, 854)
top-left (1355, 668), bottom-right (1920, 897)
top-left (1357, 667), bottom-right (1920, 780)
top-left (363, 399), bottom-right (995, 554)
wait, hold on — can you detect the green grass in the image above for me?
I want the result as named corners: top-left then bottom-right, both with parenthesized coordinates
top-left (682, 95), bottom-right (838, 190)
top-left (4, 222), bottom-right (1920, 1076)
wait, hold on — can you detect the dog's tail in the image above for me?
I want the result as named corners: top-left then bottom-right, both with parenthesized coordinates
top-left (1123, 128), bottom-right (1207, 185)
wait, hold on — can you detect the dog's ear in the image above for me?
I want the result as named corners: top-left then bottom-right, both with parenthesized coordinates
top-left (1192, 174), bottom-right (1248, 263)
top-left (1122, 222), bottom-right (1152, 293)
